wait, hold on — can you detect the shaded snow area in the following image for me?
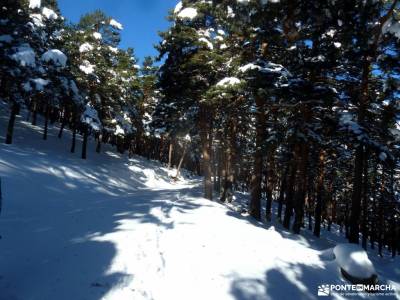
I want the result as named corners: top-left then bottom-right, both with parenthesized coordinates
top-left (0, 105), bottom-right (399, 300)
top-left (11, 44), bottom-right (36, 67)
top-left (41, 49), bottom-right (67, 67)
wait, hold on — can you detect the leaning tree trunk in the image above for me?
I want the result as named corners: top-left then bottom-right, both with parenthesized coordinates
top-left (5, 103), bottom-right (19, 145)
top-left (250, 95), bottom-right (266, 221)
top-left (174, 142), bottom-right (187, 178)
top-left (58, 108), bottom-right (67, 139)
top-left (199, 103), bottom-right (213, 200)
top-left (168, 139), bottom-right (174, 169)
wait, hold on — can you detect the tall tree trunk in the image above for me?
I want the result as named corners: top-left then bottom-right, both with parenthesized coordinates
top-left (283, 156), bottom-right (297, 229)
top-left (135, 130), bottom-right (143, 156)
top-left (96, 132), bottom-right (102, 153)
top-left (58, 109), bottom-right (67, 139)
top-left (378, 198), bottom-right (384, 257)
top-left (293, 143), bottom-right (308, 234)
top-left (221, 120), bottom-right (235, 203)
top-left (348, 48), bottom-right (373, 243)
top-left (265, 149), bottom-right (276, 221)
top-left (277, 167), bottom-right (288, 222)
top-left (349, 145), bottom-right (364, 243)
top-left (348, 0), bottom-right (398, 242)
top-left (71, 122), bottom-right (76, 153)
top-left (314, 149), bottom-right (325, 237)
top-left (250, 95), bottom-right (266, 221)
top-left (199, 104), bottom-right (213, 200)
top-left (159, 135), bottom-right (164, 162)
top-left (390, 217), bottom-right (396, 258)
top-left (216, 144), bottom-right (223, 194)
top-left (43, 106), bottom-right (50, 140)
top-left (5, 103), bottom-right (19, 145)
top-left (361, 148), bottom-right (369, 249)
top-left (117, 136), bottom-right (125, 154)
top-left (212, 145), bottom-right (217, 191)
top-left (307, 178), bottom-right (314, 231)
top-left (32, 101), bottom-right (38, 126)
top-left (81, 125), bottom-right (88, 159)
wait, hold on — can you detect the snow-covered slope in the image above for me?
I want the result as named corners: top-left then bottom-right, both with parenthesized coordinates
top-left (0, 107), bottom-right (399, 300)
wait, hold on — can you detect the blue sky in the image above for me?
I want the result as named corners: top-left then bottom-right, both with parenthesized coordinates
top-left (58, 0), bottom-right (178, 63)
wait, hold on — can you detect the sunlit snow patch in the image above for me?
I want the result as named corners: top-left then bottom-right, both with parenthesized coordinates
top-left (177, 8), bottom-right (198, 20)
top-left (29, 0), bottom-right (41, 9)
top-left (333, 244), bottom-right (377, 283)
top-left (109, 19), bottom-right (123, 30)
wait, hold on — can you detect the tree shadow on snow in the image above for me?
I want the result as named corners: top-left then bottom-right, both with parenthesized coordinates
top-left (0, 110), bottom-right (205, 300)
top-left (230, 262), bottom-right (331, 300)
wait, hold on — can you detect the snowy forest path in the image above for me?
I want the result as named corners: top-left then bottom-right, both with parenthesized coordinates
top-left (1, 110), bottom-right (396, 300)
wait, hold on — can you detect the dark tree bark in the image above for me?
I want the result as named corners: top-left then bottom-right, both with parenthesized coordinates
top-left (361, 148), bottom-right (369, 249)
top-left (293, 143), bottom-right (309, 234)
top-left (5, 103), bottom-right (19, 145)
top-left (283, 155), bottom-right (297, 229)
top-left (250, 95), bottom-right (266, 221)
top-left (390, 217), bottom-right (397, 258)
top-left (43, 106), bottom-right (50, 140)
top-left (349, 145), bottom-right (364, 243)
top-left (314, 149), bottom-right (325, 237)
top-left (277, 167), bottom-right (288, 222)
top-left (158, 135), bottom-right (164, 162)
top-left (96, 132), bottom-right (102, 153)
top-left (58, 109), bottom-right (67, 139)
top-left (265, 149), bottom-right (276, 221)
top-left (32, 101), bottom-right (38, 126)
top-left (58, 120), bottom-right (65, 138)
top-left (216, 144), bottom-right (223, 194)
top-left (81, 125), bottom-right (88, 159)
top-left (348, 1), bottom-right (398, 242)
top-left (199, 104), bottom-right (213, 200)
top-left (71, 122), bottom-right (76, 153)
top-left (221, 120), bottom-right (236, 203)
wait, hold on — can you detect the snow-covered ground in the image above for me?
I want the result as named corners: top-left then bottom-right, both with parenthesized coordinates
top-left (0, 106), bottom-right (399, 300)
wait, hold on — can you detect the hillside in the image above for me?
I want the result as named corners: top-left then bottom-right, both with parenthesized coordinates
top-left (0, 107), bottom-right (399, 300)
